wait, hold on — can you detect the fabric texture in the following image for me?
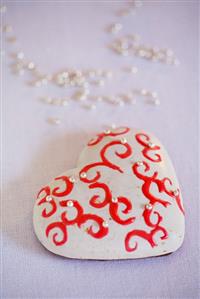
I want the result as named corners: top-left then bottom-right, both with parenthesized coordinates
top-left (2, 1), bottom-right (199, 298)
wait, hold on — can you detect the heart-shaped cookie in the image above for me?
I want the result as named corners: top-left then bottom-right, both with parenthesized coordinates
top-left (33, 127), bottom-right (185, 259)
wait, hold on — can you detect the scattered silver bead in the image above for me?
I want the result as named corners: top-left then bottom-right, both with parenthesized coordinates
top-left (166, 49), bottom-right (174, 57)
top-left (145, 203), bottom-right (153, 210)
top-left (47, 117), bottom-right (61, 125)
top-left (136, 161), bottom-right (144, 166)
top-left (34, 81), bottom-right (42, 87)
top-left (27, 62), bottom-right (35, 70)
top-left (118, 100), bottom-right (125, 106)
top-left (150, 91), bottom-right (158, 99)
top-left (104, 129), bottom-right (111, 135)
top-left (80, 172), bottom-right (87, 179)
top-left (42, 96), bottom-right (53, 104)
top-left (82, 103), bottom-right (96, 110)
top-left (111, 34), bottom-right (179, 65)
top-left (141, 89), bottom-right (148, 96)
top-left (96, 79), bottom-right (105, 87)
top-left (117, 8), bottom-right (129, 17)
top-left (173, 189), bottom-right (179, 196)
top-left (121, 137), bottom-right (127, 144)
top-left (153, 99), bottom-right (160, 105)
top-left (111, 197), bottom-right (118, 203)
top-left (5, 2), bottom-right (166, 116)
top-left (41, 77), bottom-right (48, 85)
top-left (109, 23), bottom-right (123, 34)
top-left (46, 195), bottom-right (53, 202)
top-left (90, 104), bottom-right (97, 110)
top-left (130, 66), bottom-right (138, 74)
top-left (103, 70), bottom-right (113, 78)
top-left (87, 70), bottom-right (96, 78)
top-left (96, 96), bottom-right (103, 102)
top-left (148, 141), bottom-right (155, 148)
top-left (67, 200), bottom-right (74, 207)
top-left (51, 98), bottom-right (62, 106)
top-left (102, 221), bottom-right (109, 228)
top-left (69, 176), bottom-right (76, 183)
top-left (61, 100), bottom-right (69, 106)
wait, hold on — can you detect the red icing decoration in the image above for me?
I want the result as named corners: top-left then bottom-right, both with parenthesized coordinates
top-left (36, 128), bottom-right (184, 254)
top-left (80, 140), bottom-right (132, 183)
top-left (89, 182), bottom-right (135, 225)
top-left (89, 182), bottom-right (110, 208)
top-left (109, 197), bottom-right (135, 225)
top-left (52, 176), bottom-right (73, 197)
top-left (46, 221), bottom-right (68, 246)
top-left (143, 208), bottom-right (162, 228)
top-left (60, 200), bottom-right (84, 225)
top-left (77, 214), bottom-right (108, 239)
top-left (37, 186), bottom-right (57, 217)
top-left (162, 178), bottom-right (185, 215)
top-left (125, 226), bottom-right (167, 252)
top-left (132, 161), bottom-right (171, 207)
top-left (125, 159), bottom-right (184, 252)
top-left (125, 203), bottom-right (168, 252)
top-left (37, 177), bottom-right (109, 245)
top-left (88, 127), bottom-right (130, 146)
top-left (135, 133), bottom-right (161, 162)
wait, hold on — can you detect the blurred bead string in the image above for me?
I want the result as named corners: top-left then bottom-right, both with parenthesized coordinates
top-left (1, 1), bottom-right (179, 125)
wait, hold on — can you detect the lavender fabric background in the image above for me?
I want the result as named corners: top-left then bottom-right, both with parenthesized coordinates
top-left (2, 1), bottom-right (199, 298)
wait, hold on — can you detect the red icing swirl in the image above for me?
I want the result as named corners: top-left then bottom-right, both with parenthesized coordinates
top-left (80, 140), bottom-right (132, 183)
top-left (88, 127), bottom-right (130, 146)
top-left (135, 133), bottom-right (161, 162)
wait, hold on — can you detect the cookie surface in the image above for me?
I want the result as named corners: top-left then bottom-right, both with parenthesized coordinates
top-left (33, 127), bottom-right (185, 259)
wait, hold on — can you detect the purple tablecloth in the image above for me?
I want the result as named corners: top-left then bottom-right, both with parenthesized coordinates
top-left (2, 1), bottom-right (199, 298)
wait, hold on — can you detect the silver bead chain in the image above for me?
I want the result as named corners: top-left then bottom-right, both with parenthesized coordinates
top-left (1, 1), bottom-right (179, 125)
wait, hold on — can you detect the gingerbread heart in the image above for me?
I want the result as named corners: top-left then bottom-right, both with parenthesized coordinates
top-left (33, 127), bottom-right (185, 259)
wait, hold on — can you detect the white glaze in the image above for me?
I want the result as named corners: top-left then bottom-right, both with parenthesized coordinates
top-left (33, 127), bottom-right (185, 259)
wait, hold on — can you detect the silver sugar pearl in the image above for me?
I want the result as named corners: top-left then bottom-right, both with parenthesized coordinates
top-left (148, 141), bottom-right (155, 148)
top-left (173, 189), bottom-right (179, 196)
top-left (67, 200), bottom-right (74, 207)
top-left (104, 129), bottom-right (111, 135)
top-left (145, 203), bottom-right (153, 210)
top-left (130, 66), bottom-right (138, 74)
top-left (141, 89), bottom-right (148, 96)
top-left (61, 100), bottom-right (69, 106)
top-left (102, 221), bottom-right (109, 228)
top-left (121, 137), bottom-right (127, 144)
top-left (46, 195), bottom-right (53, 202)
top-left (69, 176), bottom-right (76, 183)
top-left (111, 197), bottom-right (118, 203)
top-left (103, 70), bottom-right (113, 78)
top-left (48, 117), bottom-right (61, 125)
top-left (27, 62), bottom-right (35, 70)
top-left (80, 172), bottom-right (87, 179)
top-left (151, 92), bottom-right (158, 99)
